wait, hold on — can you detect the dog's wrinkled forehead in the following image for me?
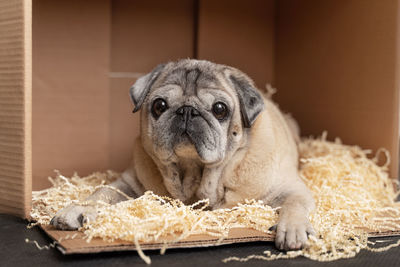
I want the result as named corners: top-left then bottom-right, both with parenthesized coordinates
top-left (159, 61), bottom-right (222, 94)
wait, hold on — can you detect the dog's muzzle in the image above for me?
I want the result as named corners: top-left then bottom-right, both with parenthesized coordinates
top-left (176, 106), bottom-right (200, 127)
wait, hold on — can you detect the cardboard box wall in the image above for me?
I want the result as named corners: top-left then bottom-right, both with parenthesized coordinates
top-left (0, 0), bottom-right (399, 253)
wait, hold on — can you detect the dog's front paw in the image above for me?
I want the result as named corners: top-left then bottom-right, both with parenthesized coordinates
top-left (50, 204), bottom-right (97, 230)
top-left (275, 213), bottom-right (315, 251)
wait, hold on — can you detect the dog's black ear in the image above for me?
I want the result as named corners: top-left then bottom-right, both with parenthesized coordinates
top-left (130, 63), bottom-right (166, 112)
top-left (228, 72), bottom-right (264, 128)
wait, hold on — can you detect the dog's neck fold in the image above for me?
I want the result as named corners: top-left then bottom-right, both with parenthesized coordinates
top-left (154, 158), bottom-right (201, 204)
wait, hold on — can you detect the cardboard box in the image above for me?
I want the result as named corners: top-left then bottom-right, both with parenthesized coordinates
top-left (0, 0), bottom-right (399, 253)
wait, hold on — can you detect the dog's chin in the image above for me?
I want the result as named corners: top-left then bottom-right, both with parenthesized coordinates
top-left (174, 142), bottom-right (199, 160)
top-left (172, 133), bottom-right (224, 164)
top-left (173, 142), bottom-right (224, 165)
top-left (172, 133), bottom-right (198, 159)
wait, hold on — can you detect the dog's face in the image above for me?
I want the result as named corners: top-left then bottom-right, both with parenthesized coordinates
top-left (130, 60), bottom-right (264, 165)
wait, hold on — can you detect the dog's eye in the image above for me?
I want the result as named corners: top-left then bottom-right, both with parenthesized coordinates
top-left (212, 102), bottom-right (228, 120)
top-left (151, 98), bottom-right (168, 119)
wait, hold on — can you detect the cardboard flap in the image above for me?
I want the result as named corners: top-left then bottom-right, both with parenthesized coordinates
top-left (0, 0), bottom-right (32, 217)
top-left (40, 225), bottom-right (274, 254)
top-left (40, 225), bottom-right (400, 254)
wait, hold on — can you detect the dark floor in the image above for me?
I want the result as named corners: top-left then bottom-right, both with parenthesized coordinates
top-left (1, 214), bottom-right (400, 267)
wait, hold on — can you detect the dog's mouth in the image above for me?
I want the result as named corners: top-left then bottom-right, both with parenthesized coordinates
top-left (180, 130), bottom-right (193, 142)
top-left (176, 126), bottom-right (196, 143)
top-left (168, 118), bottom-right (221, 164)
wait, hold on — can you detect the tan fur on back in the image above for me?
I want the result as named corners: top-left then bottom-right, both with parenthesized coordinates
top-left (220, 97), bottom-right (299, 207)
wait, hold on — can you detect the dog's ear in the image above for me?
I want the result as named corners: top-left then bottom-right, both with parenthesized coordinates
top-left (228, 71), bottom-right (264, 128)
top-left (130, 63), bottom-right (166, 112)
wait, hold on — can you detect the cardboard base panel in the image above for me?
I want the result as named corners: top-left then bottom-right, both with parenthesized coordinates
top-left (40, 225), bottom-right (400, 255)
top-left (40, 225), bottom-right (274, 254)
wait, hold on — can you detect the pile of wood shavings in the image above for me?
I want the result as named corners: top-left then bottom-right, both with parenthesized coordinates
top-left (30, 133), bottom-right (400, 264)
top-left (30, 171), bottom-right (119, 226)
top-left (224, 132), bottom-right (400, 263)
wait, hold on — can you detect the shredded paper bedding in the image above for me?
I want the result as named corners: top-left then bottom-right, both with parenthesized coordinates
top-left (30, 133), bottom-right (400, 264)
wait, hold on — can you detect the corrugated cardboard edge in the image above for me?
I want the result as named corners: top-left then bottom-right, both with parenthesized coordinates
top-left (39, 225), bottom-right (400, 255)
top-left (395, 0), bottom-right (400, 180)
top-left (0, 0), bottom-right (32, 218)
top-left (23, 0), bottom-right (32, 220)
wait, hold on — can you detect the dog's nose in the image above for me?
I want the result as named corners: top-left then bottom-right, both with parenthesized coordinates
top-left (176, 106), bottom-right (200, 120)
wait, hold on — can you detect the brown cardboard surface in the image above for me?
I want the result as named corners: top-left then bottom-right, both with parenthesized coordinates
top-left (0, 0), bottom-right (31, 217)
top-left (41, 225), bottom-right (274, 254)
top-left (39, 225), bottom-right (400, 254)
top-left (111, 0), bottom-right (195, 73)
top-left (32, 0), bottom-right (111, 190)
top-left (274, 0), bottom-right (400, 178)
top-left (109, 77), bottom-right (139, 171)
top-left (38, 206), bottom-right (400, 253)
top-left (197, 0), bottom-right (275, 88)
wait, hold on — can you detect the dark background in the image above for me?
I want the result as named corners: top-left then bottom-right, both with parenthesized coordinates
top-left (1, 214), bottom-right (399, 267)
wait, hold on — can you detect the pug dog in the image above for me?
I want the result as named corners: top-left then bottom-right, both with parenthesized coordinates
top-left (51, 59), bottom-right (315, 251)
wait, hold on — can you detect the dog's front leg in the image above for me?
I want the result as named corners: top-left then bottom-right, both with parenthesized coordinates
top-left (196, 167), bottom-right (225, 208)
top-left (50, 175), bottom-right (137, 230)
top-left (270, 185), bottom-right (316, 250)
